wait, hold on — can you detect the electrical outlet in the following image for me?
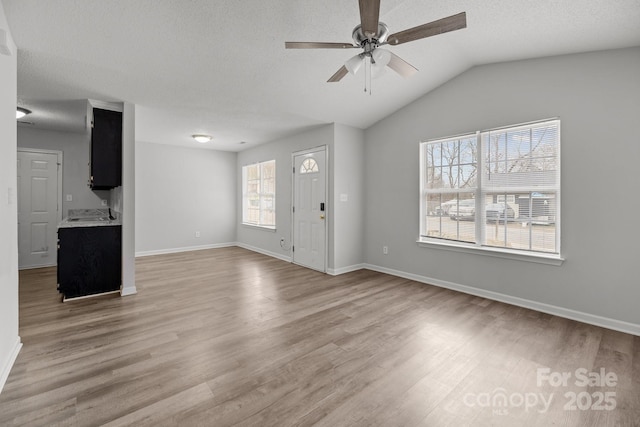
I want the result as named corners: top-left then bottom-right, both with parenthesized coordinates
top-left (383, 246), bottom-right (388, 255)
top-left (66, 194), bottom-right (72, 202)
top-left (195, 231), bottom-right (201, 238)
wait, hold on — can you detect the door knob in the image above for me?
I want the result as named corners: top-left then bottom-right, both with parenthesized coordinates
top-left (320, 215), bottom-right (325, 219)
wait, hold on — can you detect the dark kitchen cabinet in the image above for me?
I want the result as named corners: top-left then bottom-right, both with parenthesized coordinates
top-left (90, 108), bottom-right (122, 189)
top-left (57, 225), bottom-right (121, 299)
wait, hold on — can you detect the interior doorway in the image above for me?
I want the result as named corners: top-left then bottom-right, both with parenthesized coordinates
top-left (17, 149), bottom-right (62, 269)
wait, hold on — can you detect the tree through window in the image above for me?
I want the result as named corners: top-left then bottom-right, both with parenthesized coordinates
top-left (420, 119), bottom-right (560, 255)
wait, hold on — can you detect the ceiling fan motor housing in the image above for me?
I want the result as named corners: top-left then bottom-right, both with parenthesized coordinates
top-left (352, 22), bottom-right (389, 48)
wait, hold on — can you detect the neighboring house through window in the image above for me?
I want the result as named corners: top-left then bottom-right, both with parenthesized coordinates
top-left (420, 119), bottom-right (560, 258)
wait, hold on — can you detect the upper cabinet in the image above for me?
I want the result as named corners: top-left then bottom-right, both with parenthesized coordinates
top-left (90, 108), bottom-right (122, 189)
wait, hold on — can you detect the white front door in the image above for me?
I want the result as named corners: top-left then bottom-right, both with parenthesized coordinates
top-left (17, 150), bottom-right (61, 269)
top-left (292, 147), bottom-right (327, 272)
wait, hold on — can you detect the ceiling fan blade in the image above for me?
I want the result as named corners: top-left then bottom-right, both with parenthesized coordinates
top-left (328, 66), bottom-right (349, 82)
top-left (387, 12), bottom-right (466, 45)
top-left (359, 0), bottom-right (381, 38)
top-left (387, 52), bottom-right (418, 78)
top-left (285, 42), bottom-right (356, 49)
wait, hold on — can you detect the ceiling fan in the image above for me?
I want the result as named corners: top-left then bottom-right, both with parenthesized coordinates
top-left (285, 0), bottom-right (467, 84)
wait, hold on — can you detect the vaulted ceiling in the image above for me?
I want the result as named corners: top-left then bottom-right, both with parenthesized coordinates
top-left (4, 0), bottom-right (640, 151)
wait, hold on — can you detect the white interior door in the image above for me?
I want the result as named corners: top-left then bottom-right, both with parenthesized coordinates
top-left (292, 148), bottom-right (327, 272)
top-left (17, 150), bottom-right (61, 269)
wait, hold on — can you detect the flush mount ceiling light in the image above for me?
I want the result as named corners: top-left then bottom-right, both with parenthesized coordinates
top-left (16, 107), bottom-right (31, 119)
top-left (192, 134), bottom-right (212, 143)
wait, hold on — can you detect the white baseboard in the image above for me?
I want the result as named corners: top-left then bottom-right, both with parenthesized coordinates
top-left (63, 290), bottom-right (120, 302)
top-left (236, 243), bottom-right (292, 263)
top-left (327, 264), bottom-right (365, 276)
top-left (120, 286), bottom-right (137, 297)
top-left (235, 245), bottom-right (364, 275)
top-left (135, 242), bottom-right (237, 257)
top-left (0, 336), bottom-right (22, 395)
top-left (130, 245), bottom-right (640, 336)
top-left (363, 264), bottom-right (640, 337)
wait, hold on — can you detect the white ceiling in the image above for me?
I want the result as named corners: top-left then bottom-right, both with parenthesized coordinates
top-left (5, 0), bottom-right (640, 151)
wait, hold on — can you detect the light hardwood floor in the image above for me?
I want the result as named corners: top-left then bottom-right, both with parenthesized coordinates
top-left (1, 247), bottom-right (638, 426)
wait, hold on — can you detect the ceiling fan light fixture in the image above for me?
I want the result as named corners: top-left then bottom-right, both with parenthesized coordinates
top-left (192, 134), bottom-right (212, 143)
top-left (16, 107), bottom-right (31, 119)
top-left (371, 48), bottom-right (391, 80)
top-left (372, 48), bottom-right (391, 67)
top-left (345, 54), bottom-right (363, 75)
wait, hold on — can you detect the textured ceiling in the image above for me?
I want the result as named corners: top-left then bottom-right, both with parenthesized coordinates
top-left (4, 0), bottom-right (640, 151)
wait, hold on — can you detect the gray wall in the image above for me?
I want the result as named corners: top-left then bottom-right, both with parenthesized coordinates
top-left (17, 127), bottom-right (110, 216)
top-left (236, 124), bottom-right (334, 262)
top-left (333, 124), bottom-right (365, 272)
top-left (364, 47), bottom-right (640, 326)
top-left (236, 123), bottom-right (366, 273)
top-left (135, 141), bottom-right (237, 254)
top-left (0, 2), bottom-right (19, 393)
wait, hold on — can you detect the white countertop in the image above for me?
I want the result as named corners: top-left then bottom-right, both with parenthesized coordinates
top-left (58, 208), bottom-right (122, 229)
top-left (58, 218), bottom-right (122, 228)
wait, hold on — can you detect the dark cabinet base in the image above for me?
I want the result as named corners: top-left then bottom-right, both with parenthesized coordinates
top-left (57, 225), bottom-right (122, 299)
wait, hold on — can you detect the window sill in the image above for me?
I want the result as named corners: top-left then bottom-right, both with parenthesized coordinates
top-left (242, 223), bottom-right (276, 232)
top-left (416, 238), bottom-right (564, 266)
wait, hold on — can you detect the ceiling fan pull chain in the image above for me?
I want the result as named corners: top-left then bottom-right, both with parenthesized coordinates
top-left (368, 56), bottom-right (373, 95)
top-left (363, 56), bottom-right (367, 93)
top-left (364, 72), bottom-right (366, 93)
top-left (363, 56), bottom-right (370, 94)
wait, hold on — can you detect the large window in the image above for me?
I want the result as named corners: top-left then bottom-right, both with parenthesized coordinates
top-left (420, 119), bottom-right (560, 257)
top-left (242, 160), bottom-right (276, 229)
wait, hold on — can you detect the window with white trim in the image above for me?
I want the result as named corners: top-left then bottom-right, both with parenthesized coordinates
top-left (420, 119), bottom-right (560, 255)
top-left (242, 160), bottom-right (276, 229)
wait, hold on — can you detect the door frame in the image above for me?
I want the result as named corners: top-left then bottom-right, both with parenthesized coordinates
top-left (17, 148), bottom-right (63, 270)
top-left (290, 145), bottom-right (329, 273)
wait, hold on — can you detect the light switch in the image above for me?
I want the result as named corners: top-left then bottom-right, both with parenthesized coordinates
top-left (340, 193), bottom-right (348, 202)
top-left (66, 194), bottom-right (73, 202)
top-left (101, 199), bottom-right (108, 206)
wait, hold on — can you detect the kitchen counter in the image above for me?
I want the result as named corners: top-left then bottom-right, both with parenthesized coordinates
top-left (57, 218), bottom-right (122, 300)
top-left (58, 208), bottom-right (122, 228)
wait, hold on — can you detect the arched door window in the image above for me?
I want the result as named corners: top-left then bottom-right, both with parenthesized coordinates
top-left (300, 158), bottom-right (319, 174)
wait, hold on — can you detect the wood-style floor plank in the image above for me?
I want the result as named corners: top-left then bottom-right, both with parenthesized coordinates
top-left (0, 247), bottom-right (638, 426)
